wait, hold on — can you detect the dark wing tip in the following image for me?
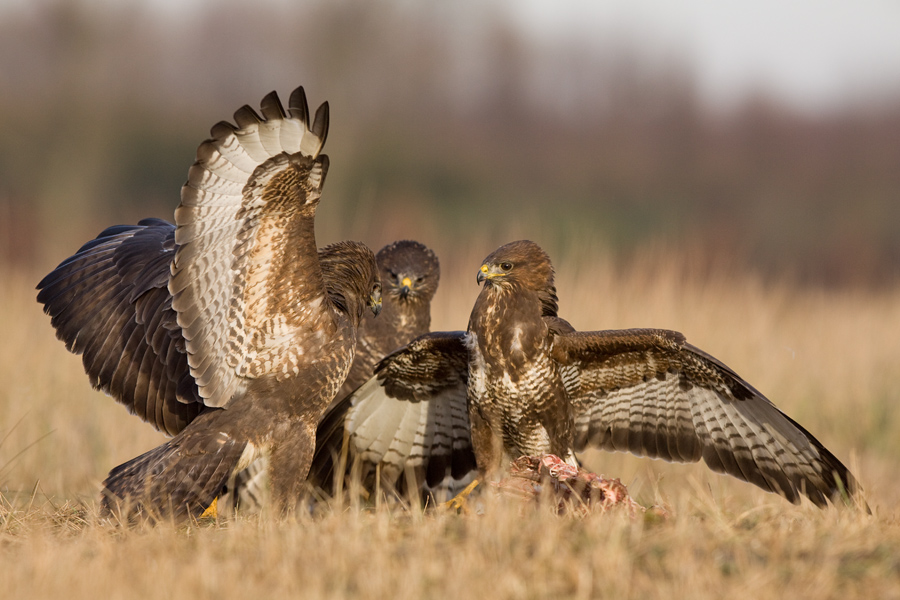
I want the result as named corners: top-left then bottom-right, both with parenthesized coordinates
top-left (209, 120), bottom-right (237, 141)
top-left (233, 104), bottom-right (263, 129)
top-left (288, 86), bottom-right (310, 127)
top-left (259, 90), bottom-right (287, 121)
top-left (777, 410), bottom-right (868, 510)
top-left (311, 101), bottom-right (329, 146)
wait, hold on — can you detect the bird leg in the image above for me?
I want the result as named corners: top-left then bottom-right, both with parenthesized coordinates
top-left (269, 421), bottom-right (316, 516)
top-left (440, 479), bottom-right (481, 513)
top-left (200, 497), bottom-right (219, 519)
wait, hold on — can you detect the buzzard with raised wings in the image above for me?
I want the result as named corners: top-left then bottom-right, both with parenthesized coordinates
top-left (315, 240), bottom-right (863, 508)
top-left (37, 87), bottom-right (382, 521)
top-left (224, 240), bottom-right (442, 510)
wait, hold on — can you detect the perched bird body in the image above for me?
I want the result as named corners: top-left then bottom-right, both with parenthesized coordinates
top-left (37, 88), bottom-right (382, 521)
top-left (466, 242), bottom-right (576, 473)
top-left (318, 240), bottom-right (863, 508)
top-left (226, 240), bottom-right (441, 510)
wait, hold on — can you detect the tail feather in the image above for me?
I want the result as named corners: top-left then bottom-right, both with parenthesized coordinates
top-left (101, 427), bottom-right (247, 522)
top-left (218, 456), bottom-right (270, 514)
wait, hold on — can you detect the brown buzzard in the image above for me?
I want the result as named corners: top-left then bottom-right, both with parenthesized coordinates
top-left (315, 240), bottom-right (863, 508)
top-left (36, 87), bottom-right (382, 521)
top-left (223, 240), bottom-right (441, 510)
top-left (338, 240), bottom-right (441, 401)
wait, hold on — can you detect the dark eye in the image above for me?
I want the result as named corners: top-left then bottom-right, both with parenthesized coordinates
top-left (416, 276), bottom-right (424, 283)
top-left (387, 270), bottom-right (398, 282)
top-left (500, 262), bottom-right (512, 271)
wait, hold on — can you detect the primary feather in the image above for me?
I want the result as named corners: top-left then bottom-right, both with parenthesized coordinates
top-left (37, 87), bottom-right (380, 521)
top-left (319, 240), bottom-right (863, 508)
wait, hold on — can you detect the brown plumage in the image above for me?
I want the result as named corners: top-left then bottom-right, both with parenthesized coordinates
top-left (36, 87), bottom-right (382, 522)
top-left (340, 240), bottom-right (441, 399)
top-left (320, 240), bottom-right (864, 508)
top-left (223, 240), bottom-right (441, 511)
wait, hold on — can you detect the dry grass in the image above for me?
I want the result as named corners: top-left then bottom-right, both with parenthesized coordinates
top-left (3, 243), bottom-right (900, 599)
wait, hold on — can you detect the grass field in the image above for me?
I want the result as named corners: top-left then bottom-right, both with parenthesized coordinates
top-left (2, 243), bottom-right (900, 599)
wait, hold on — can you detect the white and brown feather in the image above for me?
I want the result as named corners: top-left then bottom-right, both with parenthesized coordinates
top-left (37, 87), bottom-right (381, 521)
top-left (325, 240), bottom-right (863, 508)
top-left (310, 331), bottom-right (476, 497)
top-left (171, 89), bottom-right (330, 408)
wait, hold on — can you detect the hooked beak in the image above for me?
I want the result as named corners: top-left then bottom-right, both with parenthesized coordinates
top-left (369, 288), bottom-right (382, 316)
top-left (399, 276), bottom-right (412, 299)
top-left (476, 263), bottom-right (504, 285)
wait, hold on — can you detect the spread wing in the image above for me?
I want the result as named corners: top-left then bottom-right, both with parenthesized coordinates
top-left (36, 218), bottom-right (201, 436)
top-left (37, 217), bottom-right (372, 439)
top-left (552, 328), bottom-right (860, 507)
top-left (170, 87), bottom-right (331, 408)
top-left (310, 331), bottom-right (476, 495)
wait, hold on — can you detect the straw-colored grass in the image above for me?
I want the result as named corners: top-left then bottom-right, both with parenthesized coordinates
top-left (3, 242), bottom-right (899, 599)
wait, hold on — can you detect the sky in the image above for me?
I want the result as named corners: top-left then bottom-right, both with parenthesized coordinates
top-left (3, 0), bottom-right (900, 112)
top-left (508, 0), bottom-right (900, 111)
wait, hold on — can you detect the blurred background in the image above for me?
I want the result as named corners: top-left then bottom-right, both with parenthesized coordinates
top-left (2, 0), bottom-right (900, 285)
top-left (3, 0), bottom-right (900, 508)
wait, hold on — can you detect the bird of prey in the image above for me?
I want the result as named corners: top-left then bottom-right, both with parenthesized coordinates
top-left (36, 87), bottom-right (382, 521)
top-left (317, 240), bottom-right (863, 508)
top-left (223, 240), bottom-right (442, 511)
top-left (338, 240), bottom-right (441, 401)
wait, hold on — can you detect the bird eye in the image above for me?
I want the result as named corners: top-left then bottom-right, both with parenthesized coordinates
top-left (416, 276), bottom-right (424, 283)
top-left (500, 262), bottom-right (512, 271)
top-left (387, 270), bottom-right (398, 282)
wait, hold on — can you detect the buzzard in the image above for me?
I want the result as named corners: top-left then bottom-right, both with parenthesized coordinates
top-left (223, 240), bottom-right (442, 511)
top-left (338, 240), bottom-right (441, 401)
top-left (36, 87), bottom-right (382, 521)
top-left (315, 240), bottom-right (863, 508)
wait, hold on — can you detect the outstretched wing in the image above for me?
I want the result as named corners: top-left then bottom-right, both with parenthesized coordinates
top-left (171, 87), bottom-right (331, 408)
top-left (552, 328), bottom-right (860, 507)
top-left (36, 217), bottom-right (372, 440)
top-left (309, 331), bottom-right (476, 495)
top-left (37, 218), bottom-right (201, 436)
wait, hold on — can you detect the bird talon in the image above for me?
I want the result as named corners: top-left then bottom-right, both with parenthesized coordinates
top-left (200, 496), bottom-right (219, 519)
top-left (441, 479), bottom-right (480, 513)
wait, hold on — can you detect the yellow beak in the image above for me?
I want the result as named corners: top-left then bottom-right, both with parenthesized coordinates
top-left (477, 263), bottom-right (505, 284)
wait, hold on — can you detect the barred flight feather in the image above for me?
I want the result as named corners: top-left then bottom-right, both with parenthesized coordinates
top-left (38, 87), bottom-right (382, 521)
top-left (171, 89), bottom-right (329, 408)
top-left (314, 241), bottom-right (864, 510)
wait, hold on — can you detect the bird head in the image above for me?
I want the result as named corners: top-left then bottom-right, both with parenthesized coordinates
top-left (476, 240), bottom-right (559, 316)
top-left (477, 240), bottom-right (554, 289)
top-left (317, 240), bottom-right (382, 322)
top-left (376, 240), bottom-right (440, 304)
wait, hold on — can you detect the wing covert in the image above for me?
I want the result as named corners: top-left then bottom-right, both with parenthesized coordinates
top-left (170, 87), bottom-right (332, 408)
top-left (310, 331), bottom-right (476, 495)
top-left (553, 328), bottom-right (860, 506)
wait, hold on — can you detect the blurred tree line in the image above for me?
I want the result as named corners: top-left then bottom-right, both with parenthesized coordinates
top-left (1, 0), bottom-right (899, 286)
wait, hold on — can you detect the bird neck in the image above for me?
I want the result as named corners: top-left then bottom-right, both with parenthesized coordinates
top-left (469, 282), bottom-right (546, 347)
